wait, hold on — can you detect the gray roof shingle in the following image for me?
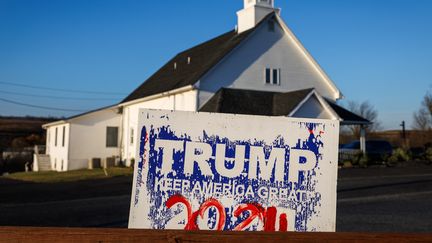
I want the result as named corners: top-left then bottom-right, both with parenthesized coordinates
top-left (200, 87), bottom-right (371, 124)
top-left (199, 88), bottom-right (313, 116)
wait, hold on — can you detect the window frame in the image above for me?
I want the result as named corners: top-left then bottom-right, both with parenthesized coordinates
top-left (62, 126), bottom-right (66, 147)
top-left (264, 68), bottom-right (281, 85)
top-left (106, 126), bottom-right (119, 148)
top-left (130, 128), bottom-right (134, 145)
top-left (265, 68), bottom-right (271, 84)
top-left (55, 127), bottom-right (58, 147)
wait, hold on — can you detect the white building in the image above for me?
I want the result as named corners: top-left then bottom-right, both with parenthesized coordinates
top-left (40, 0), bottom-right (369, 172)
top-left (40, 106), bottom-right (121, 171)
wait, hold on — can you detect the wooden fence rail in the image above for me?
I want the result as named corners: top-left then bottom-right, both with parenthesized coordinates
top-left (0, 227), bottom-right (431, 243)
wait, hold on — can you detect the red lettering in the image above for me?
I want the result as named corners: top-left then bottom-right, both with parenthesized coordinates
top-left (165, 195), bottom-right (292, 232)
top-left (233, 203), bottom-right (265, 231)
top-left (198, 198), bottom-right (226, 230)
top-left (279, 213), bottom-right (288, 232)
top-left (264, 206), bottom-right (277, 231)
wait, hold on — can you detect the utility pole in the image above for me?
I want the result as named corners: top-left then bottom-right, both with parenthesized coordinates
top-left (400, 121), bottom-right (406, 147)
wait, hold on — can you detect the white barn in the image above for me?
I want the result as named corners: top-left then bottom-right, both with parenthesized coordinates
top-left (39, 0), bottom-right (369, 172)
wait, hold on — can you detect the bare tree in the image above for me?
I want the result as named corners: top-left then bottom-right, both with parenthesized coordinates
top-left (344, 101), bottom-right (381, 137)
top-left (413, 91), bottom-right (432, 131)
top-left (422, 91), bottom-right (432, 116)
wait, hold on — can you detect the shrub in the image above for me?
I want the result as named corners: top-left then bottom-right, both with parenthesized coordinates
top-left (387, 148), bottom-right (411, 165)
top-left (425, 147), bottom-right (432, 162)
top-left (358, 154), bottom-right (369, 168)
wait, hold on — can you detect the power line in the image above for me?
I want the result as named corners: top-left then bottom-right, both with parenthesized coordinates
top-left (0, 81), bottom-right (127, 95)
top-left (0, 97), bottom-right (88, 112)
top-left (1, 90), bottom-right (121, 101)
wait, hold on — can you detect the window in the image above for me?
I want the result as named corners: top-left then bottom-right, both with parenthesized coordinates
top-left (273, 69), bottom-right (280, 85)
top-left (130, 128), bottom-right (134, 145)
top-left (265, 68), bottom-right (271, 84)
top-left (264, 68), bottom-right (280, 85)
top-left (55, 128), bottom-right (58, 147)
top-left (106, 127), bottom-right (119, 147)
top-left (62, 126), bottom-right (66, 147)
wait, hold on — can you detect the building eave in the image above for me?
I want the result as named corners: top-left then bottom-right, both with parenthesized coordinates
top-left (42, 105), bottom-right (119, 129)
top-left (119, 85), bottom-right (196, 107)
top-left (42, 120), bottom-right (67, 129)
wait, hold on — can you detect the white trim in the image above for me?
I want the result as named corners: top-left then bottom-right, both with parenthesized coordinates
top-left (67, 106), bottom-right (118, 123)
top-left (275, 15), bottom-right (343, 100)
top-left (288, 89), bottom-right (341, 121)
top-left (42, 105), bottom-right (118, 129)
top-left (313, 90), bottom-right (340, 120)
top-left (42, 120), bottom-right (67, 129)
top-left (119, 85), bottom-right (195, 107)
top-left (288, 89), bottom-right (315, 116)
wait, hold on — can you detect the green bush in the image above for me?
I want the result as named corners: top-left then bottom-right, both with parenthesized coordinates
top-left (358, 154), bottom-right (369, 168)
top-left (387, 148), bottom-right (411, 165)
top-left (425, 147), bottom-right (432, 162)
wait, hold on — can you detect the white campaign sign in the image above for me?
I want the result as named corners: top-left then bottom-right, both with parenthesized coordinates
top-left (129, 109), bottom-right (339, 232)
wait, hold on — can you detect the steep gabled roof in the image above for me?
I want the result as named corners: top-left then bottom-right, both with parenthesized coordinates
top-left (199, 88), bottom-right (313, 116)
top-left (121, 13), bottom-right (276, 104)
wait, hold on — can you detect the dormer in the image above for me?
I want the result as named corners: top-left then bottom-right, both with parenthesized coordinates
top-left (237, 0), bottom-right (280, 33)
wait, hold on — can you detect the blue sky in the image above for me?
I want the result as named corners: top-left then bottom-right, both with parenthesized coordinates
top-left (0, 0), bottom-right (431, 130)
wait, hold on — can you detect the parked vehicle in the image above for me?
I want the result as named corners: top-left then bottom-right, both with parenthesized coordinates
top-left (339, 140), bottom-right (393, 163)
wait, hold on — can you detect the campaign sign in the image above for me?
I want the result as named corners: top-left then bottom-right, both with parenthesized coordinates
top-left (128, 109), bottom-right (339, 232)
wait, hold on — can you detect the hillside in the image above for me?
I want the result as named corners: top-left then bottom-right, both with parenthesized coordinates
top-left (0, 116), bottom-right (59, 152)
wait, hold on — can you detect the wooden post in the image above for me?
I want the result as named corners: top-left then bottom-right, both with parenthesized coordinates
top-left (360, 125), bottom-right (366, 155)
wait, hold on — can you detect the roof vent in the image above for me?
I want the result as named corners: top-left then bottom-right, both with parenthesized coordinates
top-left (174, 62), bottom-right (177, 70)
top-left (187, 57), bottom-right (191, 64)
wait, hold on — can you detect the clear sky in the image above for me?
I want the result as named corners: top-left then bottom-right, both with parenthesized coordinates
top-left (0, 0), bottom-right (431, 130)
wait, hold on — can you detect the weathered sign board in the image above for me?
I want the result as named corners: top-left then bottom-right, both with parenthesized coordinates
top-left (129, 109), bottom-right (339, 232)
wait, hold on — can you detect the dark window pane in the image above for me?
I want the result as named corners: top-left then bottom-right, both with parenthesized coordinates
top-left (106, 127), bottom-right (119, 147)
top-left (55, 128), bottom-right (58, 147)
top-left (265, 68), bottom-right (271, 83)
top-left (273, 69), bottom-right (279, 84)
top-left (62, 126), bottom-right (66, 147)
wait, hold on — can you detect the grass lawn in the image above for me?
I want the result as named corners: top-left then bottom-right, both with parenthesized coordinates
top-left (5, 167), bottom-right (134, 183)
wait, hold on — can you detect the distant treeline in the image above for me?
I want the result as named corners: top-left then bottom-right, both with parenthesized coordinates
top-left (0, 116), bottom-right (60, 153)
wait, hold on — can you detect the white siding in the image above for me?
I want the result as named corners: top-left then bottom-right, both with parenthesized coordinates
top-left (121, 90), bottom-right (198, 166)
top-left (68, 109), bottom-right (121, 170)
top-left (46, 124), bottom-right (69, 172)
top-left (292, 95), bottom-right (334, 120)
top-left (199, 18), bottom-right (338, 108)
